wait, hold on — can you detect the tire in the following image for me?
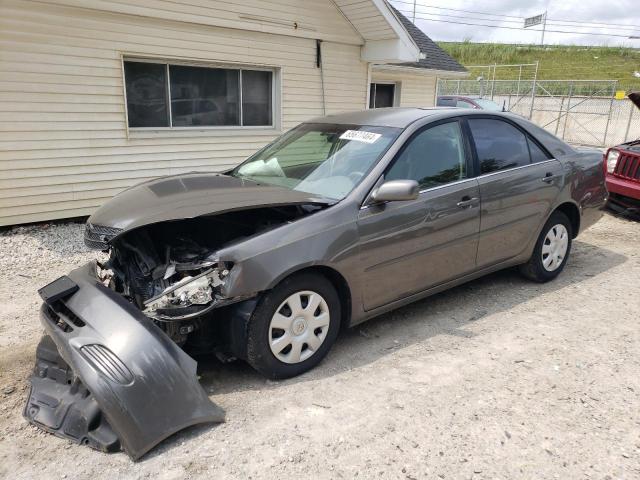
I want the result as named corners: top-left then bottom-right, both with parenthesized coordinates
top-left (246, 272), bottom-right (341, 379)
top-left (519, 210), bottom-right (573, 283)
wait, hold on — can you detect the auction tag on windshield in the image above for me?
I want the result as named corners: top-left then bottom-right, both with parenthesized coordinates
top-left (339, 130), bottom-right (381, 143)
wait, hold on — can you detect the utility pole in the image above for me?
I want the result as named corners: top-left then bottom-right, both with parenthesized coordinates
top-left (541, 10), bottom-right (547, 46)
top-left (412, 0), bottom-right (417, 23)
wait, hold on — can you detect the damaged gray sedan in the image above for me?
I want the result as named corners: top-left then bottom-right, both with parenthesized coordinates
top-left (24, 108), bottom-right (607, 459)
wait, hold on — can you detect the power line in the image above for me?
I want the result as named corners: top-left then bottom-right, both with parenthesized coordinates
top-left (392, 0), bottom-right (524, 20)
top-left (399, 7), bottom-right (640, 33)
top-left (396, 8), bottom-right (526, 26)
top-left (392, 1), bottom-right (640, 34)
top-left (546, 19), bottom-right (640, 31)
top-left (394, 8), bottom-right (640, 39)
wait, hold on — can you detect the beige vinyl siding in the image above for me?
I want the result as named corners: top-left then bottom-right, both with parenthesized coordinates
top-left (372, 70), bottom-right (437, 108)
top-left (0, 0), bottom-right (368, 225)
top-left (333, 0), bottom-right (396, 40)
top-left (24, 0), bottom-right (363, 45)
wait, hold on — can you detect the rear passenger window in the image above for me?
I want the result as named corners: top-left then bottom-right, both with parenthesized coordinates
top-left (456, 100), bottom-right (475, 108)
top-left (437, 98), bottom-right (456, 107)
top-left (468, 118), bottom-right (530, 174)
top-left (527, 137), bottom-right (551, 163)
top-left (386, 121), bottom-right (467, 189)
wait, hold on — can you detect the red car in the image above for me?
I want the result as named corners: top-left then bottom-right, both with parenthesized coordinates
top-left (604, 92), bottom-right (640, 212)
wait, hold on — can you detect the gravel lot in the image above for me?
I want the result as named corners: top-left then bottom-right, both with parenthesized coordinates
top-left (0, 213), bottom-right (639, 479)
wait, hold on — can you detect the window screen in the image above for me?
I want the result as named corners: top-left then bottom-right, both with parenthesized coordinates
top-left (124, 61), bottom-right (273, 128)
top-left (468, 118), bottom-right (530, 174)
top-left (124, 62), bottom-right (169, 128)
top-left (386, 121), bottom-right (467, 189)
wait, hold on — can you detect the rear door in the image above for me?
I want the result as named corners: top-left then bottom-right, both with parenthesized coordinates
top-left (466, 116), bottom-right (563, 268)
top-left (357, 120), bottom-right (481, 310)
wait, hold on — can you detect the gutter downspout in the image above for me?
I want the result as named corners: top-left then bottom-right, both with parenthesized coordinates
top-left (317, 40), bottom-right (326, 116)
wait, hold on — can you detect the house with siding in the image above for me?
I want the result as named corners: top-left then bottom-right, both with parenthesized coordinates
top-left (0, 0), bottom-right (466, 226)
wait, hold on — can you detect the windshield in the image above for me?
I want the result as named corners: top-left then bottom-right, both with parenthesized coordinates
top-left (231, 123), bottom-right (400, 200)
top-left (474, 98), bottom-right (503, 111)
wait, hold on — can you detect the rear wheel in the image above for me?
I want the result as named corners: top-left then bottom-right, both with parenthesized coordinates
top-left (519, 211), bottom-right (573, 282)
top-left (246, 273), bottom-right (340, 379)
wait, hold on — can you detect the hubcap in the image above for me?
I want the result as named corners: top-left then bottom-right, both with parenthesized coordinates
top-left (268, 290), bottom-right (330, 364)
top-left (542, 223), bottom-right (569, 272)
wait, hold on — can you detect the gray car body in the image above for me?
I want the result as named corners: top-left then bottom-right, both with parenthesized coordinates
top-left (92, 107), bottom-right (606, 324)
top-left (206, 108), bottom-right (605, 324)
top-left (26, 107), bottom-right (606, 459)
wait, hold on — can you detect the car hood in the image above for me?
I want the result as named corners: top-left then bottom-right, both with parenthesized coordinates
top-left (88, 172), bottom-right (331, 233)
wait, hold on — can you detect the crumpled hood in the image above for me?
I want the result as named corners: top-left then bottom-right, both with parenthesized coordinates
top-left (88, 172), bottom-right (330, 233)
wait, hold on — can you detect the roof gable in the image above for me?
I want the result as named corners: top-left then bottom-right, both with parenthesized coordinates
top-left (388, 4), bottom-right (466, 73)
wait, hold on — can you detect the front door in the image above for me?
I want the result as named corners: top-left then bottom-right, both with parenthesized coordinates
top-left (357, 120), bottom-right (481, 311)
top-left (466, 117), bottom-right (563, 267)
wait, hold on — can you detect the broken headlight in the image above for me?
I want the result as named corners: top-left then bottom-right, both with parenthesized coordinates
top-left (142, 266), bottom-right (230, 321)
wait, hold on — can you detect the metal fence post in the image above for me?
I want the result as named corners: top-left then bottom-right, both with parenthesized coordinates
top-left (528, 61), bottom-right (539, 120)
top-left (514, 66), bottom-right (522, 113)
top-left (624, 98), bottom-right (634, 143)
top-left (554, 95), bottom-right (565, 136)
top-left (561, 82), bottom-right (573, 140)
top-left (490, 63), bottom-right (496, 100)
top-left (602, 81), bottom-right (617, 146)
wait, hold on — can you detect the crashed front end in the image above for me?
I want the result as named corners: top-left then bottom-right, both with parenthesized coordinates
top-left (23, 262), bottom-right (225, 460)
top-left (23, 185), bottom-right (324, 460)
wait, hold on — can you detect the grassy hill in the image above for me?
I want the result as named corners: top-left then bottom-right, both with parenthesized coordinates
top-left (438, 42), bottom-right (640, 91)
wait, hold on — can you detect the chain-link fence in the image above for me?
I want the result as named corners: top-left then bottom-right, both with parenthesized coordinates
top-left (437, 78), bottom-right (640, 148)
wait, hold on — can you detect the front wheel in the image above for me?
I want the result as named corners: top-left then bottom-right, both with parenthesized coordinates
top-left (519, 211), bottom-right (573, 282)
top-left (246, 273), bottom-right (341, 379)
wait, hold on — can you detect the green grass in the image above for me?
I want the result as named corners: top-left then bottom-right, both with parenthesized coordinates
top-left (438, 42), bottom-right (640, 91)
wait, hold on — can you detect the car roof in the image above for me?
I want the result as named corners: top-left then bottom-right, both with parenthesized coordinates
top-left (438, 95), bottom-right (485, 100)
top-left (308, 107), bottom-right (460, 128)
top-left (306, 108), bottom-right (576, 157)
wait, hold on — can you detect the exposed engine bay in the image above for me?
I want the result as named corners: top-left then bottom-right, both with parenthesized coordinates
top-left (89, 205), bottom-right (320, 346)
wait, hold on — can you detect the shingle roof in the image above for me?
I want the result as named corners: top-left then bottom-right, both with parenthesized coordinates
top-left (388, 4), bottom-right (466, 73)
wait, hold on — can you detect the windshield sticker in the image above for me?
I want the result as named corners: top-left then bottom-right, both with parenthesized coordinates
top-left (339, 130), bottom-right (381, 144)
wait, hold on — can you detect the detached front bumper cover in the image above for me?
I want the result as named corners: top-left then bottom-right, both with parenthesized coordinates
top-left (23, 262), bottom-right (225, 460)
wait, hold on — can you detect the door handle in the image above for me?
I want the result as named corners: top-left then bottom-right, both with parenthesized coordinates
top-left (542, 172), bottom-right (557, 183)
top-left (456, 196), bottom-right (479, 208)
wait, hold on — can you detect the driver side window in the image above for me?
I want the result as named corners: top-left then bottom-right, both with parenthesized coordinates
top-left (386, 121), bottom-right (467, 190)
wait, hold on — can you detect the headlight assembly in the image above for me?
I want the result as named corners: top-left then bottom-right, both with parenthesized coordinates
top-left (143, 267), bottom-right (229, 319)
top-left (606, 149), bottom-right (620, 173)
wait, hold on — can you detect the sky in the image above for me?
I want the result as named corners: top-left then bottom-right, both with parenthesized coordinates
top-left (389, 0), bottom-right (640, 46)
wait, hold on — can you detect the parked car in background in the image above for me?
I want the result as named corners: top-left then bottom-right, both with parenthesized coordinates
top-left (604, 92), bottom-right (640, 213)
top-left (437, 95), bottom-right (505, 111)
top-left (25, 108), bottom-right (606, 460)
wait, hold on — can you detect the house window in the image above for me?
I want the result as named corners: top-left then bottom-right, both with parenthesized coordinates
top-left (124, 60), bottom-right (274, 128)
top-left (369, 83), bottom-right (396, 108)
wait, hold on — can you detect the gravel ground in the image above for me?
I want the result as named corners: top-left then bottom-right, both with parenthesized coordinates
top-left (0, 213), bottom-right (639, 480)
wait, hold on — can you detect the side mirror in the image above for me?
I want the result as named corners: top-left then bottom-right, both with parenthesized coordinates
top-left (371, 179), bottom-right (419, 203)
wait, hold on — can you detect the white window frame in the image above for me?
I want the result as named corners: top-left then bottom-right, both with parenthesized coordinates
top-left (122, 55), bottom-right (281, 135)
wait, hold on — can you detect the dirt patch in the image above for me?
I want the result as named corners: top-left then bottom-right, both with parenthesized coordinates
top-left (1, 213), bottom-right (639, 479)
